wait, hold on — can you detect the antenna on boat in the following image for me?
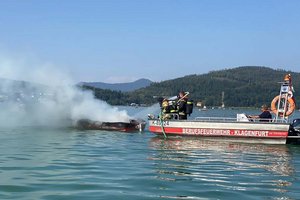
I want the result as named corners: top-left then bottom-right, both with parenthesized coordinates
top-left (271, 74), bottom-right (296, 122)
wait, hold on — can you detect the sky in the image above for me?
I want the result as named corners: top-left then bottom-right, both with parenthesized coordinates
top-left (0, 0), bottom-right (300, 83)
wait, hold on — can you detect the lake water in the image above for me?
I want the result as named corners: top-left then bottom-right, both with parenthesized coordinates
top-left (1, 107), bottom-right (300, 200)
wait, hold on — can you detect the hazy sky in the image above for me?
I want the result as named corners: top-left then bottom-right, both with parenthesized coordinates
top-left (0, 0), bottom-right (299, 83)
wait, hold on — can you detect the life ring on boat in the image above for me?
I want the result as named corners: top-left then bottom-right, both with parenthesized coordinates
top-left (271, 95), bottom-right (296, 116)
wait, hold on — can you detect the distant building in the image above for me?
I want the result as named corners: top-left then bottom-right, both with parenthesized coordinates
top-left (196, 101), bottom-right (202, 107)
top-left (130, 103), bottom-right (138, 107)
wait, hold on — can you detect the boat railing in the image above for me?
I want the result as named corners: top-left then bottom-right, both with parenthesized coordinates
top-left (149, 113), bottom-right (290, 124)
top-left (193, 117), bottom-right (289, 123)
top-left (194, 117), bottom-right (236, 122)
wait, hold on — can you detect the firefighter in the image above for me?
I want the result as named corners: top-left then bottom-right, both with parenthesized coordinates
top-left (177, 91), bottom-right (188, 120)
top-left (161, 98), bottom-right (171, 120)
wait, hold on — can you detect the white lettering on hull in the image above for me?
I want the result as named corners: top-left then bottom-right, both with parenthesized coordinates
top-left (183, 128), bottom-right (230, 135)
top-left (233, 130), bottom-right (268, 137)
top-left (182, 128), bottom-right (270, 137)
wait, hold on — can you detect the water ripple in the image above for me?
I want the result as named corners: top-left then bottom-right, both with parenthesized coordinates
top-left (0, 128), bottom-right (299, 199)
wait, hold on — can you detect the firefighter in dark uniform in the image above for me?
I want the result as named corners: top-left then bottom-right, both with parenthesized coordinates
top-left (177, 91), bottom-right (188, 120)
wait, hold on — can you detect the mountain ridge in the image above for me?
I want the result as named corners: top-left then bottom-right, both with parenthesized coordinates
top-left (83, 66), bottom-right (300, 107)
top-left (79, 78), bottom-right (153, 92)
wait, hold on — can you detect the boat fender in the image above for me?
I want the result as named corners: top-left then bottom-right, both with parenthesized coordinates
top-left (271, 95), bottom-right (296, 116)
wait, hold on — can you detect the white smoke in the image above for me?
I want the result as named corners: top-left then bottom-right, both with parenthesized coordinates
top-left (0, 56), bottom-right (131, 127)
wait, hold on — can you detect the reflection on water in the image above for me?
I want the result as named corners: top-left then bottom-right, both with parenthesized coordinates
top-left (148, 137), bottom-right (296, 199)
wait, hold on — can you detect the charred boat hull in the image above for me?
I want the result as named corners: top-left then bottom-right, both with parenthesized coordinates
top-left (76, 119), bottom-right (146, 132)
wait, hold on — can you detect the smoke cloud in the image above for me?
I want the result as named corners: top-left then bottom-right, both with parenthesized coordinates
top-left (0, 56), bottom-right (131, 127)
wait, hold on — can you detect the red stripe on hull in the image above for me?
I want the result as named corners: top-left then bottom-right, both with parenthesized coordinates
top-left (149, 126), bottom-right (288, 138)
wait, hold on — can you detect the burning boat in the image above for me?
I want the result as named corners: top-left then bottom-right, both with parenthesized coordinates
top-left (76, 118), bottom-right (146, 132)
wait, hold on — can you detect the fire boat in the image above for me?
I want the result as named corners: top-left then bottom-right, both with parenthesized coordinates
top-left (148, 74), bottom-right (300, 144)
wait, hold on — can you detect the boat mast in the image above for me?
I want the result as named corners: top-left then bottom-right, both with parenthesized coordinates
top-left (221, 91), bottom-right (225, 108)
top-left (274, 74), bottom-right (295, 121)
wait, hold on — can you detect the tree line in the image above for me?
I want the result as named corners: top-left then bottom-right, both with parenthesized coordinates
top-left (80, 66), bottom-right (300, 108)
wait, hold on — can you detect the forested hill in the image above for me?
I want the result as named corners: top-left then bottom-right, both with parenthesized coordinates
top-left (81, 66), bottom-right (300, 107)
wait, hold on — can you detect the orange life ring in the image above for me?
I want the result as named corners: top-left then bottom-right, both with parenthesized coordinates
top-left (271, 95), bottom-right (296, 116)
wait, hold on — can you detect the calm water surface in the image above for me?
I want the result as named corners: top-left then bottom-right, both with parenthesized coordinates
top-left (1, 108), bottom-right (300, 200)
